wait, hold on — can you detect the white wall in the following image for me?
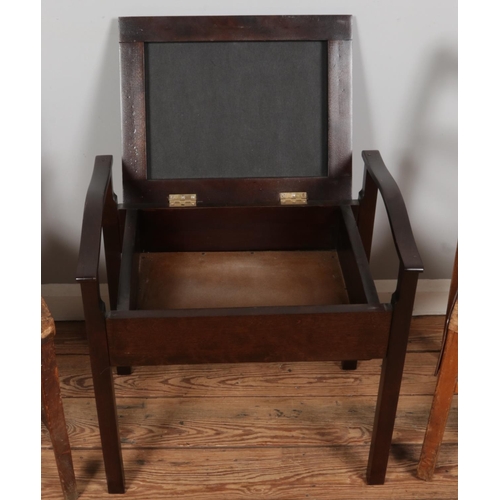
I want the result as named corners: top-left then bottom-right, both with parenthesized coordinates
top-left (41, 0), bottom-right (457, 283)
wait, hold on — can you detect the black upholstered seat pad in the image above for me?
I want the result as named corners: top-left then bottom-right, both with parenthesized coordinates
top-left (146, 41), bottom-right (328, 179)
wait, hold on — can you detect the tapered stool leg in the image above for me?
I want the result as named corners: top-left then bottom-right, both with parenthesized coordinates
top-left (116, 366), bottom-right (132, 375)
top-left (341, 360), bottom-right (358, 370)
top-left (366, 268), bottom-right (418, 484)
top-left (81, 283), bottom-right (125, 493)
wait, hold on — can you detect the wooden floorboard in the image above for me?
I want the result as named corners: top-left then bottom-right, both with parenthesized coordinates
top-left (42, 394), bottom-right (457, 450)
top-left (42, 445), bottom-right (457, 499)
top-left (42, 316), bottom-right (457, 499)
top-left (54, 352), bottom-right (442, 398)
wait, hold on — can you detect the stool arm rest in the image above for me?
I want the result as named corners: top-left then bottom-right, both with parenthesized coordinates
top-left (76, 155), bottom-right (114, 290)
top-left (361, 150), bottom-right (423, 273)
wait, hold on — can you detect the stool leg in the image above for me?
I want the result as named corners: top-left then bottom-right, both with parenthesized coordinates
top-left (341, 360), bottom-right (358, 370)
top-left (89, 359), bottom-right (125, 493)
top-left (42, 337), bottom-right (78, 500)
top-left (366, 268), bottom-right (418, 485)
top-left (417, 321), bottom-right (458, 480)
top-left (81, 283), bottom-right (125, 493)
top-left (116, 366), bottom-right (132, 375)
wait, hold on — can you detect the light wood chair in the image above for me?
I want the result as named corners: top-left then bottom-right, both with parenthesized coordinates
top-left (416, 249), bottom-right (458, 480)
top-left (42, 298), bottom-right (78, 500)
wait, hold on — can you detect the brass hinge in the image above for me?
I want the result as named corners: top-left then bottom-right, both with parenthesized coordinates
top-left (168, 194), bottom-right (197, 207)
top-left (279, 192), bottom-right (307, 205)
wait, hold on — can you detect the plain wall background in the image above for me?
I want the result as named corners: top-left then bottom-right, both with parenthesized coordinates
top-left (41, 0), bottom-right (457, 283)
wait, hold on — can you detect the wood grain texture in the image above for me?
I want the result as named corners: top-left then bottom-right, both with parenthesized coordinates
top-left (42, 394), bottom-right (457, 450)
top-left (417, 300), bottom-right (458, 481)
top-left (41, 333), bottom-right (78, 500)
top-left (120, 42), bottom-right (147, 196)
top-left (119, 15), bottom-right (352, 43)
top-left (407, 316), bottom-right (445, 352)
top-left (42, 297), bottom-right (55, 340)
top-left (42, 445), bottom-right (457, 500)
top-left (136, 251), bottom-right (349, 310)
top-left (436, 247), bottom-right (458, 375)
top-left (106, 307), bottom-right (391, 366)
top-left (328, 40), bottom-right (352, 183)
top-left (53, 352), bottom-right (443, 399)
top-left (52, 316), bottom-right (447, 357)
top-left (43, 317), bottom-right (457, 499)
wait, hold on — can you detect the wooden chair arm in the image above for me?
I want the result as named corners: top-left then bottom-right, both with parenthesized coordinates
top-left (361, 150), bottom-right (424, 273)
top-left (76, 155), bottom-right (114, 284)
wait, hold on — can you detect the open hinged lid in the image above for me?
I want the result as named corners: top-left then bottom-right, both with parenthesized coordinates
top-left (119, 15), bottom-right (352, 207)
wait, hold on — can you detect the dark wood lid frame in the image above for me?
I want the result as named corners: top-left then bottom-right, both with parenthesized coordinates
top-left (119, 15), bottom-right (352, 43)
top-left (119, 15), bottom-right (352, 206)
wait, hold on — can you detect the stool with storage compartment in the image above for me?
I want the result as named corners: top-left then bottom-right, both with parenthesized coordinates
top-left (77, 15), bottom-right (423, 493)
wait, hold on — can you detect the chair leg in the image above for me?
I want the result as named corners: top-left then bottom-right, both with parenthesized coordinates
top-left (366, 353), bottom-right (405, 484)
top-left (89, 360), bottom-right (125, 493)
top-left (42, 337), bottom-right (78, 500)
top-left (116, 366), bottom-right (132, 375)
top-left (341, 360), bottom-right (358, 370)
top-left (366, 268), bottom-right (419, 485)
top-left (417, 316), bottom-right (458, 480)
top-left (81, 283), bottom-right (125, 493)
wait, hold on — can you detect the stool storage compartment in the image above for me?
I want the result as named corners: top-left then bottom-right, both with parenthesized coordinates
top-left (77, 15), bottom-right (423, 493)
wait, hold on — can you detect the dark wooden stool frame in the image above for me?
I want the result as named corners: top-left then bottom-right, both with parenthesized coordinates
top-left (77, 16), bottom-right (423, 493)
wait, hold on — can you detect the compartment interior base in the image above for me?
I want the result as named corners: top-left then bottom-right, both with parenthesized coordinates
top-left (136, 251), bottom-right (349, 310)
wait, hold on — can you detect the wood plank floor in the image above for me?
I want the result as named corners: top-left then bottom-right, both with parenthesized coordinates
top-left (41, 316), bottom-right (458, 499)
